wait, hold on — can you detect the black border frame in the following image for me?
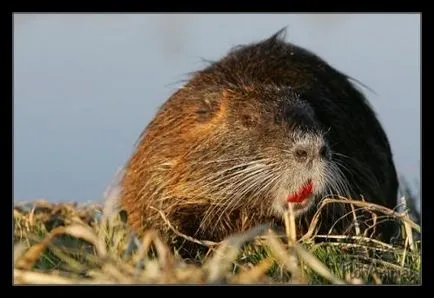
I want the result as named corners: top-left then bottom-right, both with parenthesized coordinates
top-left (8, 11), bottom-right (428, 292)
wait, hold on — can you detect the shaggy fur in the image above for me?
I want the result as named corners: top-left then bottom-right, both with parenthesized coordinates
top-left (119, 29), bottom-right (399, 256)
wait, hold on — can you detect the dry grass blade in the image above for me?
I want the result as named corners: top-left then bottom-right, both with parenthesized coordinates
top-left (15, 224), bottom-right (106, 270)
top-left (293, 243), bottom-right (346, 285)
top-left (13, 208), bottom-right (25, 220)
top-left (312, 235), bottom-right (394, 250)
top-left (400, 196), bottom-right (415, 251)
top-left (152, 234), bottom-right (174, 273)
top-left (231, 257), bottom-right (274, 284)
top-left (100, 262), bottom-right (133, 284)
top-left (313, 240), bottom-right (394, 253)
top-left (300, 197), bottom-right (421, 241)
top-left (265, 230), bottom-right (304, 284)
top-left (350, 200), bottom-right (361, 236)
top-left (284, 203), bottom-right (297, 243)
top-left (353, 255), bottom-right (416, 273)
top-left (152, 206), bottom-right (219, 247)
top-left (43, 244), bottom-right (90, 273)
top-left (132, 229), bottom-right (175, 281)
top-left (401, 228), bottom-right (410, 270)
top-left (14, 269), bottom-right (78, 284)
top-left (134, 230), bottom-right (158, 268)
top-left (64, 225), bottom-right (107, 257)
top-left (371, 272), bottom-right (382, 285)
top-left (14, 243), bottom-right (29, 264)
top-left (205, 224), bottom-right (269, 283)
top-left (101, 174), bottom-right (122, 223)
top-left (14, 269), bottom-right (115, 284)
top-left (15, 226), bottom-right (67, 270)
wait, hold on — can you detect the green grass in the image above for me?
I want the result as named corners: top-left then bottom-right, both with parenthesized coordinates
top-left (13, 198), bottom-right (421, 285)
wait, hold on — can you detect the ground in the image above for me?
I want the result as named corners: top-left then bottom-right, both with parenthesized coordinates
top-left (13, 197), bottom-right (420, 285)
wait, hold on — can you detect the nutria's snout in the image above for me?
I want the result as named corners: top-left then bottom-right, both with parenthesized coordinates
top-left (319, 144), bottom-right (332, 161)
top-left (292, 137), bottom-right (331, 164)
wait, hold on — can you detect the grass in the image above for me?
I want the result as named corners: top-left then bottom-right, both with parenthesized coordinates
top-left (13, 196), bottom-right (421, 285)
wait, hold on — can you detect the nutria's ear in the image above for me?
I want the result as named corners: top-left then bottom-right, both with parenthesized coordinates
top-left (267, 26), bottom-right (288, 42)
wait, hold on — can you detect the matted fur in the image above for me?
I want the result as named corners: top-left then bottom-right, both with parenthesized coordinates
top-left (119, 29), bottom-right (399, 255)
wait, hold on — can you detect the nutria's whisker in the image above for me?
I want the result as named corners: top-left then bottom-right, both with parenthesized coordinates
top-left (333, 158), bottom-right (376, 191)
top-left (200, 162), bottom-right (278, 233)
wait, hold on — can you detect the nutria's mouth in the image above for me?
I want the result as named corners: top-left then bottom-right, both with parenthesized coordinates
top-left (281, 179), bottom-right (315, 215)
top-left (287, 179), bottom-right (313, 203)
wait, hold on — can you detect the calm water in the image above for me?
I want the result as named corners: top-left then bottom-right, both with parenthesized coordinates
top-left (13, 14), bottom-right (421, 209)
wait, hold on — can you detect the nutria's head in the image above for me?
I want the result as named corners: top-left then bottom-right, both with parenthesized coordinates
top-left (120, 29), bottom-right (398, 245)
top-left (164, 84), bottom-right (334, 218)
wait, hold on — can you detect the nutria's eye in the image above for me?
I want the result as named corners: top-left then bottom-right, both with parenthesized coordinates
top-left (197, 109), bottom-right (212, 121)
top-left (241, 114), bottom-right (257, 128)
top-left (197, 97), bottom-right (219, 122)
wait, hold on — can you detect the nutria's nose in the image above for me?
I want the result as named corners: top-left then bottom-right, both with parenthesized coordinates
top-left (319, 144), bottom-right (331, 160)
top-left (293, 143), bottom-right (331, 163)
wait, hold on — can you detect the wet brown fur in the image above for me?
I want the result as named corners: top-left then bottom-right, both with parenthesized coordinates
top-left (119, 29), bottom-right (399, 256)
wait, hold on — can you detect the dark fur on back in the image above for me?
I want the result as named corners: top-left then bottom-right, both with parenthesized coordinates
top-left (119, 29), bottom-right (399, 257)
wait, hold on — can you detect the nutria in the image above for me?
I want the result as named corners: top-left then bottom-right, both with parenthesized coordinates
top-left (119, 29), bottom-right (399, 256)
